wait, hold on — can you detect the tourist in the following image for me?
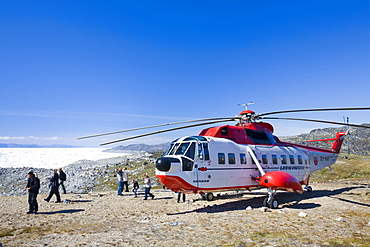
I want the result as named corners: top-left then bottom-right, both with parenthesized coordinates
top-left (143, 174), bottom-right (154, 200)
top-left (26, 171), bottom-right (40, 214)
top-left (115, 168), bottom-right (124, 196)
top-left (177, 192), bottom-right (186, 203)
top-left (122, 167), bottom-right (129, 192)
top-left (132, 179), bottom-right (139, 198)
top-left (44, 169), bottom-right (61, 203)
top-left (58, 168), bottom-right (67, 194)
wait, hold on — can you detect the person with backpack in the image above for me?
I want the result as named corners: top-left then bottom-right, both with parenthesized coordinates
top-left (44, 169), bottom-right (61, 203)
top-left (58, 168), bottom-right (67, 194)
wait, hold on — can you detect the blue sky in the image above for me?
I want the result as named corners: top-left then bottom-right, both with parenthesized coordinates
top-left (1, 1), bottom-right (370, 147)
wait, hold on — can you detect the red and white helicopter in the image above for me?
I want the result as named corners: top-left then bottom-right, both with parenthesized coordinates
top-left (78, 105), bottom-right (370, 209)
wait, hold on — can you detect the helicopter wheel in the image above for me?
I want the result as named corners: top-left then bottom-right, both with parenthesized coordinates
top-left (305, 185), bottom-right (313, 192)
top-left (263, 197), bottom-right (279, 209)
top-left (205, 193), bottom-right (215, 201)
top-left (268, 198), bottom-right (279, 209)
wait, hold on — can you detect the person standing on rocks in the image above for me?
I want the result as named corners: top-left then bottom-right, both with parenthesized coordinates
top-left (132, 179), bottom-right (139, 198)
top-left (115, 168), bottom-right (124, 196)
top-left (143, 174), bottom-right (154, 200)
top-left (26, 171), bottom-right (40, 214)
top-left (122, 167), bottom-right (129, 192)
top-left (44, 169), bottom-right (61, 203)
top-left (58, 168), bottom-right (67, 194)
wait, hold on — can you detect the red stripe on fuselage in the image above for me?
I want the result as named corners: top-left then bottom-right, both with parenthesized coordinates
top-left (156, 175), bottom-right (262, 193)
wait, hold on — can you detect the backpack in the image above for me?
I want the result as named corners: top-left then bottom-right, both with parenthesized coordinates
top-left (59, 171), bottom-right (67, 181)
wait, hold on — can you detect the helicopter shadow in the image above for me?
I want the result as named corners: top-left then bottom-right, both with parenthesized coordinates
top-left (71, 200), bottom-right (93, 203)
top-left (37, 209), bottom-right (85, 215)
top-left (168, 185), bottom-right (368, 215)
top-left (282, 185), bottom-right (370, 209)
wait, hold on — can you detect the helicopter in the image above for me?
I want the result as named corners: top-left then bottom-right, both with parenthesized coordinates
top-left (77, 104), bottom-right (370, 209)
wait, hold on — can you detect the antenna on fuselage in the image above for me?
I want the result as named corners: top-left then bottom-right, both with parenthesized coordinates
top-left (343, 116), bottom-right (351, 154)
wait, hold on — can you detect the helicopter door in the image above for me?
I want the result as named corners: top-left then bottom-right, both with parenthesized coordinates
top-left (194, 142), bottom-right (210, 190)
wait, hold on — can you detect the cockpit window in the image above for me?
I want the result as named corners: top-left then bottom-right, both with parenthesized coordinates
top-left (203, 143), bottom-right (210, 160)
top-left (164, 138), bottom-right (179, 155)
top-left (164, 143), bottom-right (174, 156)
top-left (168, 143), bottom-right (180, 155)
top-left (185, 143), bottom-right (195, 160)
top-left (175, 143), bottom-right (189, 155)
top-left (173, 142), bottom-right (196, 160)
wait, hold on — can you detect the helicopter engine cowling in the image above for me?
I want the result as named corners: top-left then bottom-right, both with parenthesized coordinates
top-left (156, 157), bottom-right (180, 172)
top-left (259, 171), bottom-right (303, 194)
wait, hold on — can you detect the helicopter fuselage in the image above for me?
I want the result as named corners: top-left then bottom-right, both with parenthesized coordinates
top-left (156, 133), bottom-right (340, 194)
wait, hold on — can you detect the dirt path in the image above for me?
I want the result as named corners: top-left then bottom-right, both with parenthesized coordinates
top-left (1, 179), bottom-right (369, 246)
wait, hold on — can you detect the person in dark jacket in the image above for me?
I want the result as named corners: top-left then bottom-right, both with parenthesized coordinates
top-left (58, 168), bottom-right (67, 194)
top-left (132, 179), bottom-right (139, 198)
top-left (26, 171), bottom-right (40, 214)
top-left (44, 169), bottom-right (61, 203)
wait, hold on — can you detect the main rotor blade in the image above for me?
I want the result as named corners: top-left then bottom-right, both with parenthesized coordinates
top-left (100, 119), bottom-right (234, 146)
top-left (76, 117), bottom-right (236, 140)
top-left (258, 107), bottom-right (370, 117)
top-left (261, 117), bottom-right (370, 129)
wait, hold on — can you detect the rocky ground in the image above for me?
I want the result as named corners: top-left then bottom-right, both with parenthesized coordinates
top-left (1, 179), bottom-right (369, 247)
top-left (0, 153), bottom-right (157, 197)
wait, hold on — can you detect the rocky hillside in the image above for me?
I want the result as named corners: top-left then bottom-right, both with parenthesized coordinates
top-left (279, 124), bottom-right (370, 155)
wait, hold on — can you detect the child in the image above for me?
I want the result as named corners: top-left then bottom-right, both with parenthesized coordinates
top-left (132, 179), bottom-right (139, 198)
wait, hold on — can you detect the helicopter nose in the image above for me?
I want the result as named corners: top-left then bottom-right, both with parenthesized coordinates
top-left (156, 157), bottom-right (179, 172)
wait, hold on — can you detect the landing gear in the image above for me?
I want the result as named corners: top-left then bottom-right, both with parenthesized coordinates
top-left (305, 185), bottom-right (313, 192)
top-left (202, 192), bottom-right (215, 201)
top-left (263, 189), bottom-right (279, 209)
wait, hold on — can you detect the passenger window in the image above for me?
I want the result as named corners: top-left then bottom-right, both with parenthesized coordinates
top-left (240, 153), bottom-right (247, 164)
top-left (289, 155), bottom-right (295, 164)
top-left (228, 153), bottom-right (235, 164)
top-left (281, 155), bottom-right (287, 164)
top-left (218, 153), bottom-right (225, 164)
top-left (272, 154), bottom-right (278, 164)
top-left (298, 155), bottom-right (303, 164)
top-left (262, 155), bottom-right (268, 164)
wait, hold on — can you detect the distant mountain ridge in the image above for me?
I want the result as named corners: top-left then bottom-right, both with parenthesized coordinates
top-left (0, 143), bottom-right (79, 148)
top-left (103, 143), bottom-right (170, 153)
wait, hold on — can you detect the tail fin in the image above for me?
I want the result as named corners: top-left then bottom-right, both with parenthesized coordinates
top-left (305, 132), bottom-right (347, 153)
top-left (331, 132), bottom-right (347, 153)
